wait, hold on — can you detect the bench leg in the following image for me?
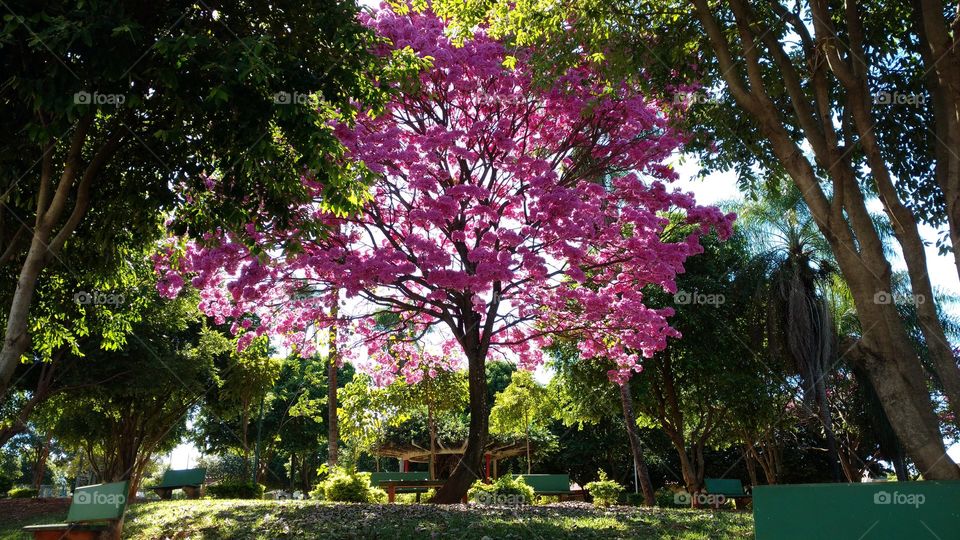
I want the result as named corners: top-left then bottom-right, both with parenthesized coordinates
top-left (388, 485), bottom-right (396, 504)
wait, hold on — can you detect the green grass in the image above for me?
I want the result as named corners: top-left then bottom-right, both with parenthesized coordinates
top-left (2, 499), bottom-right (754, 539)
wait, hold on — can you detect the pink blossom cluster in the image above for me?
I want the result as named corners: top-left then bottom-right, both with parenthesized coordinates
top-left (156, 4), bottom-right (735, 386)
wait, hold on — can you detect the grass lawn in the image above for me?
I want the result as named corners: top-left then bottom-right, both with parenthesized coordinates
top-left (1, 499), bottom-right (753, 539)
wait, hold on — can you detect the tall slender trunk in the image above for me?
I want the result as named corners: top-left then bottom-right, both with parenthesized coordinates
top-left (328, 300), bottom-right (339, 467)
top-left (428, 403), bottom-right (436, 480)
top-left (619, 383), bottom-right (655, 506)
top-left (814, 379), bottom-right (842, 482)
top-left (524, 409), bottom-right (531, 475)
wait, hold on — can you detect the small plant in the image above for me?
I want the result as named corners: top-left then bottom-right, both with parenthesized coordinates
top-left (206, 480), bottom-right (265, 499)
top-left (585, 470), bottom-right (624, 508)
top-left (311, 468), bottom-right (385, 503)
top-left (468, 475), bottom-right (534, 506)
top-left (7, 486), bottom-right (37, 499)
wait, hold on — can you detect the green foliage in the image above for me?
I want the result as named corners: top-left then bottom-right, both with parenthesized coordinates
top-left (584, 470), bottom-right (623, 508)
top-left (206, 481), bottom-right (265, 500)
top-left (7, 486), bottom-right (37, 498)
top-left (490, 371), bottom-right (555, 436)
top-left (310, 468), bottom-right (385, 503)
top-left (37, 281), bottom-right (224, 491)
top-left (655, 486), bottom-right (688, 508)
top-left (468, 475), bottom-right (534, 505)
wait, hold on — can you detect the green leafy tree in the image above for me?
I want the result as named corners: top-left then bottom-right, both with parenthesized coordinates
top-left (38, 287), bottom-right (221, 501)
top-left (0, 0), bottom-right (378, 398)
top-left (432, 0), bottom-right (960, 481)
top-left (489, 371), bottom-right (555, 474)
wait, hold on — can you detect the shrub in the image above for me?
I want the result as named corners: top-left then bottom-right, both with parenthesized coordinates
top-left (585, 470), bottom-right (624, 508)
top-left (468, 475), bottom-right (534, 506)
top-left (655, 485), bottom-right (689, 508)
top-left (311, 469), bottom-right (385, 503)
top-left (206, 480), bottom-right (265, 499)
top-left (7, 486), bottom-right (37, 499)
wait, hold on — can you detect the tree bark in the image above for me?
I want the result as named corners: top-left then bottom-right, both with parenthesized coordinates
top-left (0, 122), bottom-right (120, 396)
top-left (619, 382), bottom-right (655, 506)
top-left (431, 345), bottom-right (487, 503)
top-left (328, 302), bottom-right (339, 467)
top-left (690, 1), bottom-right (960, 479)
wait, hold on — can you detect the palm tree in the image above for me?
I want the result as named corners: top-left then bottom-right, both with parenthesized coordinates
top-left (735, 179), bottom-right (843, 481)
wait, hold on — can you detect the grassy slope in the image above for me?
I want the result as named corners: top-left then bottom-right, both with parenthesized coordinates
top-left (2, 499), bottom-right (753, 539)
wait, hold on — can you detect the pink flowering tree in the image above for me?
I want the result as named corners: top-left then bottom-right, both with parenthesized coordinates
top-left (156, 5), bottom-right (734, 502)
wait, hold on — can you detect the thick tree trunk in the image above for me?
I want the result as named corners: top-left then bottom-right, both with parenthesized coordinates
top-left (0, 237), bottom-right (48, 391)
top-left (431, 347), bottom-right (487, 503)
top-left (619, 383), bottom-right (655, 506)
top-left (691, 1), bottom-right (960, 479)
top-left (853, 333), bottom-right (959, 479)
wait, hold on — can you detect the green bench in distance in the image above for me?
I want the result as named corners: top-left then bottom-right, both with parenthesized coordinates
top-left (150, 467), bottom-right (206, 499)
top-left (369, 471), bottom-right (433, 502)
top-left (515, 474), bottom-right (585, 501)
top-left (703, 478), bottom-right (752, 509)
top-left (753, 481), bottom-right (960, 539)
top-left (23, 481), bottom-right (129, 540)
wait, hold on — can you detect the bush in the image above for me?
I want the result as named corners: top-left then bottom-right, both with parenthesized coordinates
top-left (206, 480), bottom-right (265, 499)
top-left (585, 470), bottom-right (624, 508)
top-left (468, 475), bottom-right (534, 506)
top-left (7, 486), bottom-right (37, 499)
top-left (311, 469), bottom-right (385, 503)
top-left (656, 485), bottom-right (689, 508)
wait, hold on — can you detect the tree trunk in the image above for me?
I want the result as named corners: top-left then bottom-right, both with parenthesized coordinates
top-left (32, 433), bottom-right (52, 491)
top-left (619, 383), bottom-right (655, 506)
top-left (524, 409), bottom-right (531, 475)
top-left (431, 346), bottom-right (487, 503)
top-left (814, 379), bottom-right (842, 482)
top-left (691, 1), bottom-right (960, 479)
top-left (744, 445), bottom-right (759, 487)
top-left (0, 236), bottom-right (49, 392)
top-left (326, 302), bottom-right (340, 467)
top-left (428, 403), bottom-right (436, 480)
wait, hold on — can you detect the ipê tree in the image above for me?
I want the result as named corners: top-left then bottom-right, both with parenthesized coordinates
top-left (156, 6), bottom-right (734, 503)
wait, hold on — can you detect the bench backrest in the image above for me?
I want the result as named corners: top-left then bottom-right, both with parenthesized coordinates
top-left (66, 481), bottom-right (129, 523)
top-left (515, 474), bottom-right (571, 493)
top-left (158, 467), bottom-right (206, 488)
top-left (754, 481), bottom-right (960, 539)
top-left (704, 478), bottom-right (746, 496)
top-left (369, 471), bottom-right (429, 484)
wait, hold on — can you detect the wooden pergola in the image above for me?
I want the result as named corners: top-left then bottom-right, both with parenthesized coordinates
top-left (373, 439), bottom-right (531, 480)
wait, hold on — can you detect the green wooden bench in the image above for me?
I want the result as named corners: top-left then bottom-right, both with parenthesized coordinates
top-left (150, 467), bottom-right (206, 499)
top-left (23, 481), bottom-right (129, 540)
top-left (703, 478), bottom-right (752, 509)
top-left (754, 481), bottom-right (960, 539)
top-left (369, 471), bottom-right (432, 502)
top-left (515, 474), bottom-right (585, 501)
